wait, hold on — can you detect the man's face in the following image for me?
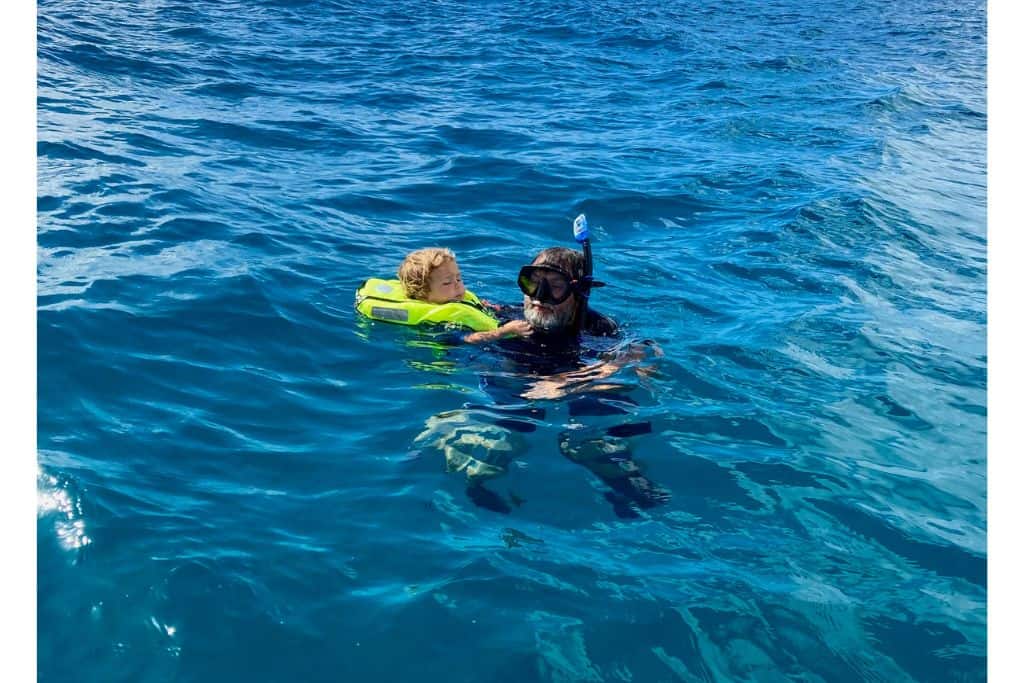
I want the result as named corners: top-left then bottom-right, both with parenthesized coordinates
top-left (522, 263), bottom-right (577, 331)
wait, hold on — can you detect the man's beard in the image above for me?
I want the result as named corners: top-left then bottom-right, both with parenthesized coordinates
top-left (524, 301), bottom-right (575, 332)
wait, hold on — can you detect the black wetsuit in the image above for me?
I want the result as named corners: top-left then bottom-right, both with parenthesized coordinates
top-left (443, 305), bottom-right (670, 517)
top-left (483, 303), bottom-right (620, 377)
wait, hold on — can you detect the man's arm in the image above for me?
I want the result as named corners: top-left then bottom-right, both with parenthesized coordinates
top-left (522, 340), bottom-right (663, 400)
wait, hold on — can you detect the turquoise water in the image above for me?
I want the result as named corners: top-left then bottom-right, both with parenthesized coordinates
top-left (38, 0), bottom-right (987, 681)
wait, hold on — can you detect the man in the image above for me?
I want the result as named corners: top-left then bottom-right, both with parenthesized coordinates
top-left (432, 244), bottom-right (671, 517)
top-left (518, 246), bottom-right (618, 338)
top-left (472, 245), bottom-right (622, 379)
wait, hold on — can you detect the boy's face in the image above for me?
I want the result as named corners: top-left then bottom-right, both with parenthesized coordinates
top-left (425, 261), bottom-right (466, 303)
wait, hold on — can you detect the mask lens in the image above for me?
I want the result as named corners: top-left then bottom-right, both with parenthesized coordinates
top-left (518, 266), bottom-right (573, 304)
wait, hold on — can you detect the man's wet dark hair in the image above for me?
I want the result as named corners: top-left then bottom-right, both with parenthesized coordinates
top-left (531, 247), bottom-right (587, 281)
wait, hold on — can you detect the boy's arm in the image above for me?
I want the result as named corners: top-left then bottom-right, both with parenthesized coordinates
top-left (465, 320), bottom-right (533, 345)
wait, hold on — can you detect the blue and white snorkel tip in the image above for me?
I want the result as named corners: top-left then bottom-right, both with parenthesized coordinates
top-left (571, 212), bottom-right (595, 283)
top-left (572, 213), bottom-right (589, 243)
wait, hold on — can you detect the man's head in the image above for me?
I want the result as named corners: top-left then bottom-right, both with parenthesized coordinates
top-left (520, 247), bottom-right (589, 333)
top-left (398, 247), bottom-right (466, 304)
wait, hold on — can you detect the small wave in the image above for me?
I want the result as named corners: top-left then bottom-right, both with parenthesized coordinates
top-left (56, 40), bottom-right (193, 83)
top-left (117, 131), bottom-right (191, 157)
top-left (37, 239), bottom-right (251, 301)
top-left (187, 118), bottom-right (323, 151)
top-left (38, 140), bottom-right (146, 167)
top-left (164, 25), bottom-right (223, 42)
top-left (748, 55), bottom-right (810, 72)
top-left (712, 260), bottom-right (834, 296)
top-left (697, 79), bottom-right (729, 90)
top-left (189, 80), bottom-right (269, 100)
top-left (665, 413), bottom-right (787, 448)
top-left (810, 499), bottom-right (985, 587)
top-left (434, 124), bottom-right (535, 152)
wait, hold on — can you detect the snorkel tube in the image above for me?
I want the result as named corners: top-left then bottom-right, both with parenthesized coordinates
top-left (572, 213), bottom-right (594, 333)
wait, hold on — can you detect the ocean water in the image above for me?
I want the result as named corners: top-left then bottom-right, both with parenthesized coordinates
top-left (37, 1), bottom-right (987, 681)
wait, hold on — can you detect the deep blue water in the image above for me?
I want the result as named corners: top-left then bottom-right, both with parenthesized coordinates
top-left (37, 0), bottom-right (987, 681)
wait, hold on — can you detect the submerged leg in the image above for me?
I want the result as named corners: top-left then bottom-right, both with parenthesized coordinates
top-left (558, 429), bottom-right (671, 512)
top-left (603, 491), bottom-right (641, 519)
top-left (415, 409), bottom-right (523, 512)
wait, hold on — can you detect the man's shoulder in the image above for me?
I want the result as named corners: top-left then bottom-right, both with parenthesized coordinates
top-left (584, 309), bottom-right (619, 337)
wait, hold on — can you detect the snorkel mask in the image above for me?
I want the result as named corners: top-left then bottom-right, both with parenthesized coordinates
top-left (517, 265), bottom-right (581, 305)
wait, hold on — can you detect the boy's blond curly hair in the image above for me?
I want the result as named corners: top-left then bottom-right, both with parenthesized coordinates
top-left (398, 247), bottom-right (457, 300)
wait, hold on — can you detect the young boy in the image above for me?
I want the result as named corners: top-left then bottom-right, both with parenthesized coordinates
top-left (397, 247), bottom-right (532, 344)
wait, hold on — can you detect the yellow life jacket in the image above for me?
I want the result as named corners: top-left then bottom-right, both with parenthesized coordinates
top-left (354, 278), bottom-right (499, 332)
